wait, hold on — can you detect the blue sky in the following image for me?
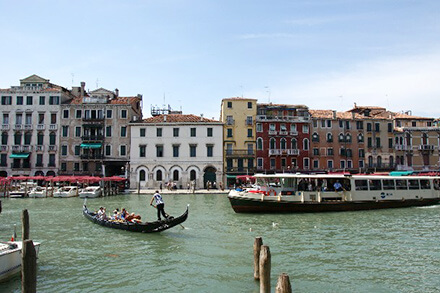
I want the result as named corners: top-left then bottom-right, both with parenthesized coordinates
top-left (1, 0), bottom-right (439, 119)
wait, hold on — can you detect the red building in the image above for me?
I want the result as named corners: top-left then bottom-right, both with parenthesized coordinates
top-left (256, 103), bottom-right (311, 173)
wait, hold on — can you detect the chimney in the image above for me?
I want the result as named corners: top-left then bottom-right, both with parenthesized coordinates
top-left (80, 82), bottom-right (85, 97)
top-left (352, 112), bottom-right (355, 119)
top-left (163, 115), bottom-right (167, 122)
top-left (200, 114), bottom-right (204, 121)
top-left (115, 88), bottom-right (119, 97)
top-left (332, 110), bottom-right (337, 119)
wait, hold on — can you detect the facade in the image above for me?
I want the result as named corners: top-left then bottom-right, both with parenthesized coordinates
top-left (129, 114), bottom-right (223, 189)
top-left (256, 103), bottom-right (310, 173)
top-left (0, 75), bottom-right (75, 177)
top-left (219, 97), bottom-right (257, 185)
top-left (59, 84), bottom-right (142, 177)
top-left (309, 110), bottom-right (365, 172)
top-left (393, 112), bottom-right (440, 171)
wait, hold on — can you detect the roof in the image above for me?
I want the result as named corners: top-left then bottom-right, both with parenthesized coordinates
top-left (141, 114), bottom-right (220, 123)
top-left (258, 103), bottom-right (308, 109)
top-left (66, 96), bottom-right (141, 105)
top-left (222, 97), bottom-right (257, 101)
top-left (309, 110), bottom-right (363, 119)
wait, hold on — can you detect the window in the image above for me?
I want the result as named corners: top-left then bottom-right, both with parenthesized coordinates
top-left (74, 145), bottom-right (81, 156)
top-left (247, 129), bottom-right (252, 137)
top-left (257, 138), bottom-right (263, 150)
top-left (173, 128), bottom-right (179, 137)
top-left (48, 154), bottom-right (56, 167)
top-left (388, 138), bottom-right (393, 149)
top-left (2, 113), bottom-right (9, 124)
top-left (105, 145), bottom-right (111, 156)
top-left (190, 145), bottom-right (197, 157)
top-left (61, 145), bottom-right (67, 156)
top-left (1, 132), bottom-right (7, 145)
top-left (74, 162), bottom-right (80, 171)
top-left (327, 160), bottom-right (333, 169)
top-left (120, 145), bottom-right (127, 156)
top-left (376, 137), bottom-right (381, 148)
top-left (190, 170), bottom-right (196, 181)
top-left (207, 127), bottom-right (213, 137)
top-left (291, 138), bottom-right (297, 149)
top-left (302, 125), bottom-right (309, 133)
top-left (1, 96), bottom-right (11, 105)
top-left (369, 180), bottom-right (381, 191)
top-left (355, 180), bottom-right (368, 190)
top-left (327, 148), bottom-right (334, 156)
top-left (270, 138), bottom-right (276, 149)
top-left (173, 145), bottom-right (179, 157)
top-left (247, 143), bottom-right (253, 155)
top-left (14, 132), bottom-right (22, 145)
top-left (312, 132), bottom-right (319, 142)
top-left (383, 179), bottom-right (395, 190)
top-left (247, 102), bottom-right (252, 108)
top-left (358, 133), bottom-right (364, 143)
top-left (140, 128), bottom-right (146, 137)
top-left (367, 137), bottom-right (372, 148)
top-left (256, 123), bottom-right (262, 132)
top-left (304, 158), bottom-right (310, 169)
top-left (36, 154), bottom-right (43, 167)
top-left (62, 126), bottom-right (69, 137)
top-left (76, 110), bottom-right (82, 118)
top-left (49, 132), bottom-right (56, 145)
top-left (156, 170), bottom-right (163, 181)
top-left (121, 126), bottom-right (127, 137)
top-left (106, 126), bottom-right (112, 137)
top-left (173, 170), bottom-right (179, 181)
top-left (367, 123), bottom-right (372, 132)
top-left (280, 138), bottom-right (286, 150)
top-left (16, 113), bottom-right (22, 125)
top-left (82, 162), bottom-right (88, 171)
top-left (49, 96), bottom-right (59, 105)
top-left (50, 113), bottom-right (57, 124)
top-left (388, 123), bottom-right (392, 132)
top-left (326, 120), bottom-right (332, 128)
top-left (313, 148), bottom-right (319, 156)
top-left (156, 145), bottom-right (163, 157)
top-left (227, 129), bottom-right (233, 138)
top-left (37, 133), bottom-right (43, 145)
top-left (227, 101), bottom-right (232, 108)
top-left (24, 132), bottom-right (31, 145)
top-left (270, 158), bottom-right (276, 169)
top-left (375, 123), bottom-right (380, 132)
top-left (190, 128), bottom-right (196, 137)
top-left (139, 145), bottom-right (146, 157)
top-left (326, 133), bottom-right (333, 142)
top-left (257, 158), bottom-right (263, 169)
top-left (106, 109), bottom-right (112, 119)
top-left (63, 110), bottom-right (69, 119)
top-left (313, 159), bottom-right (319, 168)
top-left (60, 162), bottom-right (67, 171)
top-left (269, 124), bottom-right (276, 131)
top-left (17, 96), bottom-right (23, 105)
top-left (39, 96), bottom-right (45, 105)
top-left (139, 170), bottom-right (146, 181)
top-left (121, 110), bottom-right (127, 119)
top-left (356, 121), bottom-right (363, 130)
top-left (75, 127), bottom-right (81, 137)
top-left (207, 145), bottom-right (213, 157)
top-left (26, 96), bottom-right (33, 105)
top-left (156, 128), bottom-right (162, 137)
top-left (303, 138), bottom-right (309, 151)
top-left (246, 116), bottom-right (253, 125)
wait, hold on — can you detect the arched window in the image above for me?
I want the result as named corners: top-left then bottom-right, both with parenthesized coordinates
top-left (422, 133), bottom-right (429, 145)
top-left (37, 132), bottom-right (44, 145)
top-left (1, 132), bottom-right (8, 145)
top-left (326, 133), bottom-right (333, 142)
top-left (345, 133), bottom-right (352, 143)
top-left (257, 138), bottom-right (263, 150)
top-left (156, 170), bottom-right (162, 181)
top-left (312, 132), bottom-right (319, 142)
top-left (173, 170), bottom-right (179, 181)
top-left (269, 138), bottom-right (276, 150)
top-left (389, 156), bottom-right (394, 167)
top-left (303, 138), bottom-right (309, 151)
top-left (139, 170), bottom-right (146, 181)
top-left (357, 133), bottom-right (364, 143)
top-left (377, 156), bottom-right (382, 167)
top-left (291, 138), bottom-right (297, 149)
top-left (338, 133), bottom-right (345, 142)
top-left (49, 132), bottom-right (56, 145)
top-left (368, 156), bottom-right (373, 167)
top-left (280, 138), bottom-right (286, 150)
top-left (190, 170), bottom-right (196, 181)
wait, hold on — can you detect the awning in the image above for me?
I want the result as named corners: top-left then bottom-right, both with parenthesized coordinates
top-left (80, 143), bottom-right (102, 149)
top-left (226, 175), bottom-right (237, 179)
top-left (10, 153), bottom-right (30, 159)
top-left (389, 171), bottom-right (413, 176)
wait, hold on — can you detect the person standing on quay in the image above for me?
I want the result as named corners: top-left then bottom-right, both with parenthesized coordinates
top-left (150, 190), bottom-right (167, 221)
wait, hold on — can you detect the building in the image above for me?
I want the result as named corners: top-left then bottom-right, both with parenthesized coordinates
top-left (129, 114), bottom-right (223, 189)
top-left (256, 103), bottom-right (310, 173)
top-left (220, 97), bottom-right (257, 186)
top-left (0, 75), bottom-right (75, 177)
top-left (59, 83), bottom-right (142, 177)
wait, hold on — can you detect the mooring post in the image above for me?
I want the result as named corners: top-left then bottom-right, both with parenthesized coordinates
top-left (259, 245), bottom-right (271, 293)
top-left (22, 209), bottom-right (30, 241)
top-left (275, 273), bottom-right (292, 293)
top-left (22, 239), bottom-right (37, 293)
top-left (137, 181), bottom-right (140, 195)
top-left (254, 237), bottom-right (263, 280)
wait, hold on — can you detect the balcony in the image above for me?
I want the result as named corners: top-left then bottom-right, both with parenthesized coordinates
top-left (256, 115), bottom-right (309, 122)
top-left (226, 119), bottom-right (235, 126)
top-left (268, 130), bottom-right (277, 135)
top-left (225, 149), bottom-right (255, 157)
top-left (22, 145), bottom-right (32, 152)
top-left (81, 135), bottom-right (104, 141)
top-left (1, 124), bottom-right (9, 130)
top-left (14, 124), bottom-right (23, 130)
top-left (48, 145), bottom-right (57, 152)
top-left (419, 144), bottom-right (435, 151)
top-left (80, 154), bottom-right (104, 160)
top-left (0, 145), bottom-right (7, 152)
top-left (36, 124), bottom-right (45, 130)
top-left (268, 149), bottom-right (299, 156)
top-left (49, 124), bottom-right (57, 130)
top-left (82, 116), bottom-right (105, 123)
top-left (24, 124), bottom-right (33, 130)
top-left (395, 144), bottom-right (409, 151)
top-left (225, 167), bottom-right (256, 173)
top-left (290, 130), bottom-right (298, 136)
top-left (279, 130), bottom-right (288, 135)
top-left (245, 119), bottom-right (253, 126)
top-left (35, 145), bottom-right (44, 152)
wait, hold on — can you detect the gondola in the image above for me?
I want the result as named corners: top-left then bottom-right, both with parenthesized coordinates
top-left (83, 205), bottom-right (189, 233)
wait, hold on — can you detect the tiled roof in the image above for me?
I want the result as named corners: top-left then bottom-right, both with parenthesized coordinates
top-left (142, 114), bottom-right (220, 123)
top-left (309, 110), bottom-right (362, 119)
top-left (393, 112), bottom-right (433, 120)
top-left (222, 97), bottom-right (257, 101)
top-left (66, 96), bottom-right (140, 105)
top-left (258, 103), bottom-right (308, 109)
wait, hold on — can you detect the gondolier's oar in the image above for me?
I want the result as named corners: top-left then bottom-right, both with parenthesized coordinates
top-left (150, 204), bottom-right (185, 229)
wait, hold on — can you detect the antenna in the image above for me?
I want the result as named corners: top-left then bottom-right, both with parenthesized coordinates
top-left (96, 78), bottom-right (99, 88)
top-left (71, 73), bottom-right (74, 85)
top-left (265, 86), bottom-right (271, 103)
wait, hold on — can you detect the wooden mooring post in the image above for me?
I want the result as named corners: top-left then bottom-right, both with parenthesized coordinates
top-left (21, 209), bottom-right (37, 293)
top-left (254, 236), bottom-right (263, 280)
top-left (275, 273), bottom-right (292, 293)
top-left (259, 245), bottom-right (271, 293)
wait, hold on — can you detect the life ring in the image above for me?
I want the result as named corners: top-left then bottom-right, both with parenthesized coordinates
top-left (267, 189), bottom-right (277, 196)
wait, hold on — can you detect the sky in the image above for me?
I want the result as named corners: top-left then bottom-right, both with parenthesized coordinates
top-left (0, 0), bottom-right (439, 120)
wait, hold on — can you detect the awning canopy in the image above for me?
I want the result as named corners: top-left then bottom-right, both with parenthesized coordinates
top-left (10, 153), bottom-right (30, 159)
top-left (226, 175), bottom-right (237, 179)
top-left (80, 143), bottom-right (102, 149)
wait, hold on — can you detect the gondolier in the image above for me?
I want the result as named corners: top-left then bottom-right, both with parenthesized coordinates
top-left (150, 190), bottom-right (168, 221)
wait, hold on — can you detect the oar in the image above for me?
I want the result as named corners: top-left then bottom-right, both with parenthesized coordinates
top-left (150, 204), bottom-right (185, 229)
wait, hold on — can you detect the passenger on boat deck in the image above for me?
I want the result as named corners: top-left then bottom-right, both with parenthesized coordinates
top-left (125, 212), bottom-right (141, 222)
top-left (333, 180), bottom-right (345, 192)
top-left (97, 207), bottom-right (107, 220)
top-left (121, 208), bottom-right (128, 220)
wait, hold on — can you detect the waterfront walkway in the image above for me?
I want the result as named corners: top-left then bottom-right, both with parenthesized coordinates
top-left (127, 188), bottom-right (230, 195)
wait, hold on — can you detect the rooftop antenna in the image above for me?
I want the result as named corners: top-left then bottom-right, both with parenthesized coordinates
top-left (71, 73), bottom-right (74, 86)
top-left (96, 78), bottom-right (99, 88)
top-left (265, 86), bottom-right (271, 103)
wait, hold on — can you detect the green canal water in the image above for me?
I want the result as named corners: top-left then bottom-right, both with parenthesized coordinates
top-left (0, 193), bottom-right (439, 293)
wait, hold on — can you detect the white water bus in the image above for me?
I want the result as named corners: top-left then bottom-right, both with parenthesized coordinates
top-left (228, 173), bottom-right (440, 213)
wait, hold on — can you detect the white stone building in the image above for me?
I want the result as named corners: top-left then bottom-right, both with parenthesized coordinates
top-left (129, 114), bottom-right (224, 189)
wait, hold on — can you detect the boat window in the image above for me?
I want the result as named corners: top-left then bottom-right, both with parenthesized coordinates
top-left (408, 179), bottom-right (420, 190)
top-left (369, 180), bottom-right (382, 191)
top-left (420, 179), bottom-right (430, 190)
top-left (434, 179), bottom-right (440, 190)
top-left (396, 179), bottom-right (407, 190)
top-left (382, 179), bottom-right (395, 190)
top-left (355, 180), bottom-right (368, 191)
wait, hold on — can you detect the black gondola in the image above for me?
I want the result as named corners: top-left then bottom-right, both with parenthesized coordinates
top-left (83, 205), bottom-right (189, 233)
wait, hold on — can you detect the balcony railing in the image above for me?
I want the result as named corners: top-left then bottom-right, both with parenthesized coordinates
top-left (24, 124), bottom-right (32, 130)
top-left (0, 145), bottom-right (7, 152)
top-left (36, 124), bottom-right (45, 130)
top-left (22, 145), bottom-right (32, 152)
top-left (11, 163), bottom-right (31, 169)
top-left (418, 144), bottom-right (435, 151)
top-left (35, 145), bottom-right (44, 152)
top-left (395, 144), bottom-right (410, 151)
top-left (279, 130), bottom-right (288, 135)
top-left (256, 115), bottom-right (309, 122)
top-left (48, 145), bottom-right (57, 151)
top-left (81, 135), bottom-right (104, 141)
top-left (226, 119), bottom-right (235, 126)
top-left (82, 117), bottom-right (105, 122)
top-left (268, 149), bottom-right (299, 156)
top-left (268, 130), bottom-right (277, 135)
top-left (225, 149), bottom-right (255, 157)
top-left (290, 130), bottom-right (298, 136)
top-left (14, 124), bottom-right (23, 130)
top-left (1, 124), bottom-right (9, 130)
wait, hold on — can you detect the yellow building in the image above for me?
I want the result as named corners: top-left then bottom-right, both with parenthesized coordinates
top-left (219, 97), bottom-right (257, 186)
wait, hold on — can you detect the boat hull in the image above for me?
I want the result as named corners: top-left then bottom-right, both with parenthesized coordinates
top-left (0, 241), bottom-right (40, 282)
top-left (228, 195), bottom-right (440, 213)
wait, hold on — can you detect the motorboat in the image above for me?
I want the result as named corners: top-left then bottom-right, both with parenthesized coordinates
top-left (28, 186), bottom-right (54, 198)
top-left (53, 186), bottom-right (79, 198)
top-left (79, 186), bottom-right (102, 198)
top-left (8, 187), bottom-right (28, 198)
top-left (0, 240), bottom-right (40, 282)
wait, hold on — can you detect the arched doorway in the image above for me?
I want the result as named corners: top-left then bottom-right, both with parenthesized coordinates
top-left (203, 167), bottom-right (216, 188)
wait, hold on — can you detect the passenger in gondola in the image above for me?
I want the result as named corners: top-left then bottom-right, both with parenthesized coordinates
top-left (150, 190), bottom-right (168, 221)
top-left (120, 208), bottom-right (129, 220)
top-left (97, 207), bottom-right (107, 220)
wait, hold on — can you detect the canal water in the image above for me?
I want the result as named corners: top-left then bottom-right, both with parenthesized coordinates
top-left (0, 193), bottom-right (439, 293)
